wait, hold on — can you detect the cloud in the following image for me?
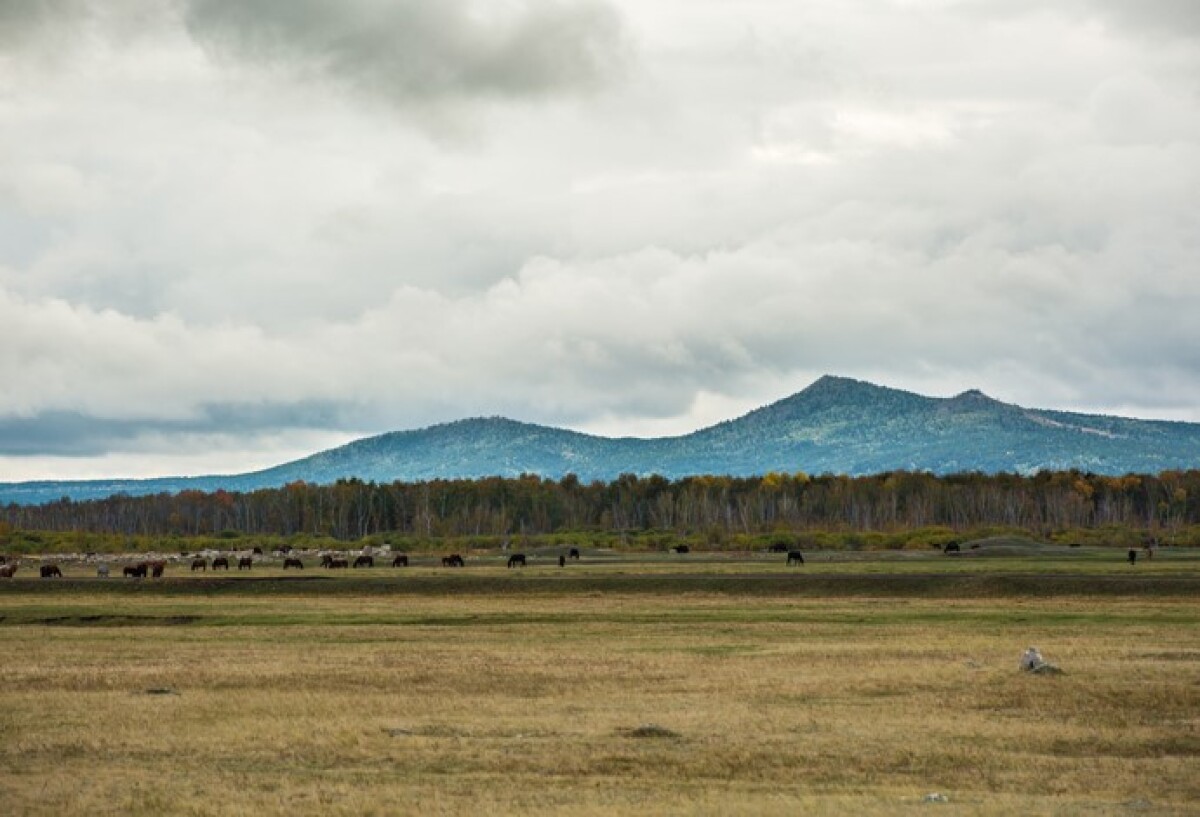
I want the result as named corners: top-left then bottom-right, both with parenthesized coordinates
top-left (2, 0), bottom-right (1200, 479)
top-left (183, 0), bottom-right (629, 107)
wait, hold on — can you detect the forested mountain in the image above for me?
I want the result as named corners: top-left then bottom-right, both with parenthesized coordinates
top-left (4, 375), bottom-right (1200, 505)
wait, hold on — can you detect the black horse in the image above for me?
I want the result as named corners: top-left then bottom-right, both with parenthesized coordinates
top-left (786, 551), bottom-right (805, 566)
top-left (212, 557), bottom-right (230, 570)
top-left (671, 545), bottom-right (690, 554)
top-left (40, 564), bottom-right (63, 578)
top-left (442, 554), bottom-right (465, 567)
top-left (568, 547), bottom-right (581, 560)
top-left (944, 542), bottom-right (961, 554)
top-left (392, 554), bottom-right (409, 567)
top-left (507, 554), bottom-right (527, 568)
top-left (353, 555), bottom-right (374, 568)
top-left (283, 557), bottom-right (304, 569)
top-left (237, 556), bottom-right (253, 570)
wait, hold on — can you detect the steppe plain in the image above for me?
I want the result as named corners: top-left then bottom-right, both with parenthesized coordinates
top-left (1, 544), bottom-right (1197, 816)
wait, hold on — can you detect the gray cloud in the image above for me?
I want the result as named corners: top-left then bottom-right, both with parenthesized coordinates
top-left (2, 0), bottom-right (1200, 477)
top-left (0, 401), bottom-right (353, 457)
top-left (183, 0), bottom-right (629, 106)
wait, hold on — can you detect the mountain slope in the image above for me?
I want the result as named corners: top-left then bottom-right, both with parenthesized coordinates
top-left (4, 375), bottom-right (1200, 504)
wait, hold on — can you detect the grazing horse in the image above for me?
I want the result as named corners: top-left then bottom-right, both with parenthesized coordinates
top-left (96, 563), bottom-right (110, 578)
top-left (786, 551), bottom-right (805, 566)
top-left (283, 557), bottom-right (304, 570)
top-left (148, 561), bottom-right (165, 578)
top-left (40, 564), bottom-right (63, 578)
top-left (0, 563), bottom-right (17, 578)
top-left (237, 556), bottom-right (253, 570)
top-left (671, 545), bottom-right (690, 554)
top-left (212, 557), bottom-right (230, 570)
top-left (568, 548), bottom-right (580, 560)
top-left (441, 554), bottom-right (464, 567)
top-left (943, 542), bottom-right (961, 554)
top-left (353, 555), bottom-right (374, 568)
top-left (124, 563), bottom-right (147, 578)
top-left (507, 554), bottom-right (527, 568)
top-left (252, 547), bottom-right (263, 555)
top-left (328, 558), bottom-right (349, 569)
top-left (391, 554), bottom-right (408, 567)
top-left (191, 558), bottom-right (207, 572)
top-left (320, 554), bottom-right (334, 568)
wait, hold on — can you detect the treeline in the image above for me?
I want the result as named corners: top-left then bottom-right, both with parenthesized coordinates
top-left (2, 470), bottom-right (1197, 542)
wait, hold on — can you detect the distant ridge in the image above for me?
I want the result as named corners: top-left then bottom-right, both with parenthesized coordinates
top-left (4, 375), bottom-right (1200, 505)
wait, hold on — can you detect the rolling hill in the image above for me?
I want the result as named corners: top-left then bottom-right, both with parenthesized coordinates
top-left (4, 375), bottom-right (1200, 505)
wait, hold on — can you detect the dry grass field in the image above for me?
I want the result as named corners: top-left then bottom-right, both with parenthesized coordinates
top-left (1, 551), bottom-right (1198, 815)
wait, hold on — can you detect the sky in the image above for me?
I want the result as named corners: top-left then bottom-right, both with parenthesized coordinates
top-left (1, 0), bottom-right (1199, 481)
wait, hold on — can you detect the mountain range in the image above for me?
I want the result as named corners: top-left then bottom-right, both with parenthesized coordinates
top-left (3, 375), bottom-right (1200, 505)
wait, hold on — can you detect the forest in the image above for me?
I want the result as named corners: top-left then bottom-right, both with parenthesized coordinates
top-left (2, 469), bottom-right (1199, 551)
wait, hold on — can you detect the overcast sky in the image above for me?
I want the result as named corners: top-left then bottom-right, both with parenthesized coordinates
top-left (2, 0), bottom-right (1198, 480)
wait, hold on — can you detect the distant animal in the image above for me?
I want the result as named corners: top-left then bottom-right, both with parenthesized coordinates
top-left (320, 554), bottom-right (334, 568)
top-left (212, 557), bottom-right (230, 570)
top-left (559, 555), bottom-right (566, 568)
top-left (238, 556), bottom-right (253, 570)
top-left (768, 542), bottom-right (790, 553)
top-left (40, 564), bottom-right (62, 578)
top-left (944, 543), bottom-right (961, 554)
top-left (1128, 549), bottom-right (1137, 565)
top-left (1068, 543), bottom-right (1081, 548)
top-left (191, 558), bottom-right (207, 571)
top-left (0, 564), bottom-right (17, 578)
top-left (96, 563), bottom-right (110, 578)
top-left (568, 548), bottom-right (580, 560)
top-left (353, 555), bottom-right (374, 568)
top-left (441, 554), bottom-right (464, 568)
top-left (148, 561), bottom-right (165, 578)
top-left (671, 545), bottom-right (690, 554)
top-left (328, 558), bottom-right (349, 569)
top-left (252, 547), bottom-right (263, 555)
top-left (283, 557), bottom-right (304, 570)
top-left (786, 551), bottom-right (805, 566)
top-left (391, 554), bottom-right (408, 567)
top-left (124, 564), bottom-right (147, 578)
top-left (507, 554), bottom-right (527, 568)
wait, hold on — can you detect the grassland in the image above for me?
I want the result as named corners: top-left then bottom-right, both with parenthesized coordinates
top-left (1, 549), bottom-right (1198, 815)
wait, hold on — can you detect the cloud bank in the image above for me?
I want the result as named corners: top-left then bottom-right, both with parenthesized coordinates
top-left (1, 0), bottom-right (1198, 478)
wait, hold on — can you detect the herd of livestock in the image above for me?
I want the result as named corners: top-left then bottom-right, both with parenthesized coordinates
top-left (0, 544), bottom-right (818, 579)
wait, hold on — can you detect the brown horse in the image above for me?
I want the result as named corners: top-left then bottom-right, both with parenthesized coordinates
top-left (507, 554), bottom-right (527, 568)
top-left (353, 555), bottom-right (374, 568)
top-left (328, 558), bottom-right (349, 569)
top-left (149, 561), bottom-right (165, 578)
top-left (124, 564), bottom-right (147, 578)
top-left (441, 554), bottom-right (465, 567)
top-left (191, 558), bottom-right (207, 572)
top-left (212, 557), bottom-right (230, 570)
top-left (0, 563), bottom-right (17, 578)
top-left (237, 556), bottom-right (253, 570)
top-left (392, 554), bottom-right (408, 567)
top-left (283, 557), bottom-right (304, 569)
top-left (40, 564), bottom-right (63, 578)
